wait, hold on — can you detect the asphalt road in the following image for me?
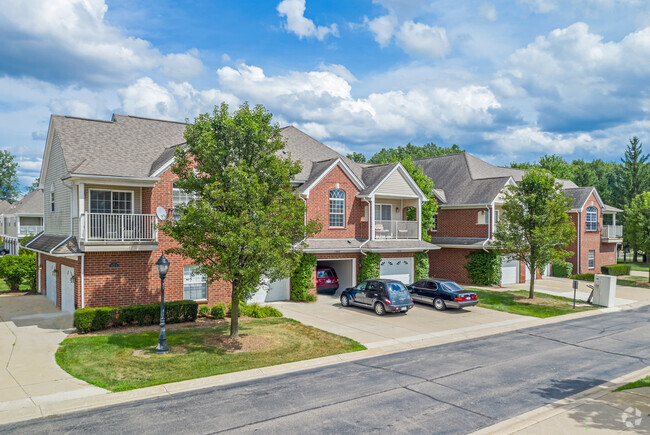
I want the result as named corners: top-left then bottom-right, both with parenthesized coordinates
top-left (3, 305), bottom-right (649, 434)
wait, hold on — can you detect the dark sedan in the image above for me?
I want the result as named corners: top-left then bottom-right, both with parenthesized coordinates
top-left (340, 279), bottom-right (414, 316)
top-left (407, 279), bottom-right (478, 310)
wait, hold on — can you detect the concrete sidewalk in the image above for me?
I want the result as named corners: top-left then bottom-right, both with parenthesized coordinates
top-left (474, 366), bottom-right (650, 434)
top-left (0, 294), bottom-right (107, 422)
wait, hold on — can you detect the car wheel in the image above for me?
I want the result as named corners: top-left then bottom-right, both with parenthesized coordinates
top-left (374, 302), bottom-right (386, 316)
top-left (433, 298), bottom-right (446, 311)
top-left (340, 294), bottom-right (350, 307)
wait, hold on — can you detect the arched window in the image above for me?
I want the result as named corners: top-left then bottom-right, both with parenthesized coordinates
top-left (586, 206), bottom-right (598, 231)
top-left (329, 189), bottom-right (345, 228)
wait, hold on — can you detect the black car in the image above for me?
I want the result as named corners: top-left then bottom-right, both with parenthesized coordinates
top-left (407, 279), bottom-right (478, 310)
top-left (340, 279), bottom-right (414, 316)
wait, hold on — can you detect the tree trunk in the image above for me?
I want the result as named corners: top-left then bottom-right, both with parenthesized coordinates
top-left (634, 251), bottom-right (638, 263)
top-left (528, 265), bottom-right (536, 299)
top-left (644, 254), bottom-right (648, 264)
top-left (647, 255), bottom-right (650, 284)
top-left (230, 285), bottom-right (240, 339)
top-left (623, 249), bottom-right (627, 263)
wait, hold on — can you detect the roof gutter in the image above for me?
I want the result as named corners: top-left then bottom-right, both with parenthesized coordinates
top-left (482, 204), bottom-right (491, 252)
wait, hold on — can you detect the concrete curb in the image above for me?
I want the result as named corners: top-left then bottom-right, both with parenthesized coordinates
top-left (471, 365), bottom-right (650, 435)
top-left (1, 299), bottom-right (648, 427)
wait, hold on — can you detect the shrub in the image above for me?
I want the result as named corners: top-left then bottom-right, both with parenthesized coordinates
top-left (571, 273), bottom-right (595, 281)
top-left (0, 254), bottom-right (36, 291)
top-left (290, 253), bottom-right (317, 301)
top-left (601, 264), bottom-right (631, 276)
top-left (552, 261), bottom-right (573, 277)
top-left (465, 251), bottom-right (502, 286)
top-left (75, 307), bottom-right (114, 333)
top-left (74, 300), bottom-right (198, 333)
top-left (227, 300), bottom-right (247, 317)
top-left (358, 253), bottom-right (381, 281)
top-left (211, 303), bottom-right (226, 319)
top-left (243, 303), bottom-right (283, 318)
top-left (414, 252), bottom-right (429, 281)
top-left (198, 304), bottom-right (210, 317)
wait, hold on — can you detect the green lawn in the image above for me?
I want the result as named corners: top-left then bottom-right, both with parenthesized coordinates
top-left (472, 289), bottom-right (598, 318)
top-left (56, 318), bottom-right (365, 392)
top-left (615, 375), bottom-right (650, 392)
top-left (0, 278), bottom-right (33, 292)
top-left (617, 275), bottom-right (650, 288)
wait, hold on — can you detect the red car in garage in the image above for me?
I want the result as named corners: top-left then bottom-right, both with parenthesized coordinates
top-left (316, 266), bottom-right (339, 293)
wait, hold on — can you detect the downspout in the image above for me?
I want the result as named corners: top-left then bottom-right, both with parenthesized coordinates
top-left (576, 211), bottom-right (581, 273)
top-left (359, 198), bottom-right (372, 255)
top-left (80, 254), bottom-right (85, 308)
top-left (481, 204), bottom-right (491, 252)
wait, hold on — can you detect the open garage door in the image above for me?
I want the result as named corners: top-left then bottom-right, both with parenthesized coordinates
top-left (316, 259), bottom-right (355, 295)
top-left (379, 258), bottom-right (413, 284)
top-left (501, 259), bottom-right (519, 285)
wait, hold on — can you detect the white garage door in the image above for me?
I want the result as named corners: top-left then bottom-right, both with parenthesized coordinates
top-left (379, 258), bottom-right (413, 284)
top-left (525, 264), bottom-right (531, 281)
top-left (46, 261), bottom-right (57, 306)
top-left (249, 277), bottom-right (290, 303)
top-left (61, 265), bottom-right (75, 314)
top-left (501, 259), bottom-right (519, 285)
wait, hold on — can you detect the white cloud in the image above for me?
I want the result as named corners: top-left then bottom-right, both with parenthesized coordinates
top-left (118, 77), bottom-right (177, 119)
top-left (519, 0), bottom-right (559, 13)
top-left (479, 3), bottom-right (498, 21)
top-left (0, 0), bottom-right (204, 85)
top-left (160, 50), bottom-right (205, 81)
top-left (367, 15), bottom-right (398, 47)
top-left (277, 0), bottom-right (338, 41)
top-left (317, 63), bottom-right (357, 82)
top-left (396, 21), bottom-right (450, 59)
top-left (484, 127), bottom-right (597, 155)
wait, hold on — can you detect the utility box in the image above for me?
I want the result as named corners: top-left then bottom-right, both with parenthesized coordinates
top-left (593, 274), bottom-right (617, 307)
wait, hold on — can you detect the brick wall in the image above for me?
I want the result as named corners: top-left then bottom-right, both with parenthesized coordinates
top-left (428, 248), bottom-right (472, 283)
top-left (431, 208), bottom-right (490, 238)
top-left (306, 166), bottom-right (368, 239)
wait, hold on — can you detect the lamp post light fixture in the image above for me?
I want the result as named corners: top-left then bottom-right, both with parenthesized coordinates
top-left (155, 253), bottom-right (170, 354)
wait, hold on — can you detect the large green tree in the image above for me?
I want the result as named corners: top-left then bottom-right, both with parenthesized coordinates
top-left (368, 142), bottom-right (463, 164)
top-left (618, 137), bottom-right (649, 209)
top-left (493, 168), bottom-right (576, 298)
top-left (623, 192), bottom-right (650, 282)
top-left (160, 102), bottom-right (320, 339)
top-left (346, 152), bottom-right (366, 163)
top-left (0, 150), bottom-right (20, 203)
top-left (26, 177), bottom-right (40, 193)
top-left (401, 158), bottom-right (438, 241)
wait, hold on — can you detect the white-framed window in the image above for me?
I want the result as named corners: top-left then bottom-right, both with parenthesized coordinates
top-left (172, 182), bottom-right (195, 220)
top-left (478, 210), bottom-right (489, 225)
top-left (329, 189), bottom-right (345, 228)
top-left (183, 266), bottom-right (207, 300)
top-left (431, 213), bottom-right (438, 232)
top-left (50, 183), bottom-right (55, 212)
top-left (588, 250), bottom-right (595, 269)
top-left (494, 209), bottom-right (500, 223)
top-left (89, 190), bottom-right (133, 214)
top-left (586, 206), bottom-right (598, 231)
top-left (375, 203), bottom-right (392, 221)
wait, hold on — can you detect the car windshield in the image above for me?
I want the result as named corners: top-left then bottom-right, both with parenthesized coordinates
top-left (441, 281), bottom-right (465, 292)
top-left (386, 282), bottom-right (408, 297)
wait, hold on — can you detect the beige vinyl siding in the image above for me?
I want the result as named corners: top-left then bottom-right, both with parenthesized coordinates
top-left (375, 170), bottom-right (418, 196)
top-left (84, 185), bottom-right (142, 214)
top-left (43, 132), bottom-right (72, 236)
top-left (20, 216), bottom-right (42, 226)
top-left (373, 198), bottom-right (418, 220)
top-left (4, 217), bottom-right (17, 237)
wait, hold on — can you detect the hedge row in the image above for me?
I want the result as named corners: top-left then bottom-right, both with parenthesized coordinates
top-left (227, 301), bottom-right (283, 318)
top-left (601, 264), bottom-right (631, 276)
top-left (75, 300), bottom-right (198, 333)
top-left (552, 261), bottom-right (573, 278)
top-left (571, 273), bottom-right (595, 282)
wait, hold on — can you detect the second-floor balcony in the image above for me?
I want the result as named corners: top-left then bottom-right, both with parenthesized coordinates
top-left (81, 213), bottom-right (157, 243)
top-left (374, 220), bottom-right (419, 239)
top-left (19, 225), bottom-right (43, 236)
top-left (602, 225), bottom-right (623, 241)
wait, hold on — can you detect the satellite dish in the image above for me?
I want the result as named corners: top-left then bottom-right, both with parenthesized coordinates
top-left (156, 206), bottom-right (167, 221)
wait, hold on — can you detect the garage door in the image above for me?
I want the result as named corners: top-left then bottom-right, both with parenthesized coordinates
top-left (501, 259), bottom-right (518, 285)
top-left (249, 277), bottom-right (290, 303)
top-left (379, 258), bottom-right (413, 284)
top-left (61, 265), bottom-right (75, 314)
top-left (46, 261), bottom-right (57, 306)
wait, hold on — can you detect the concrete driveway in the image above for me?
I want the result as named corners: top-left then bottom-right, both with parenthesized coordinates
top-left (273, 292), bottom-right (529, 348)
top-left (0, 294), bottom-right (107, 421)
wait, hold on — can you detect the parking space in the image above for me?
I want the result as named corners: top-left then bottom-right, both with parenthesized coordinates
top-left (272, 292), bottom-right (528, 348)
top-left (316, 259), bottom-right (356, 294)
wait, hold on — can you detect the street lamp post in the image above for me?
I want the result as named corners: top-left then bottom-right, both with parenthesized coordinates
top-left (155, 254), bottom-right (170, 354)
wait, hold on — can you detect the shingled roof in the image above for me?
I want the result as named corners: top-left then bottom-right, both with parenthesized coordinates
top-left (416, 153), bottom-right (578, 207)
top-left (0, 200), bottom-right (11, 215)
top-left (5, 189), bottom-right (43, 215)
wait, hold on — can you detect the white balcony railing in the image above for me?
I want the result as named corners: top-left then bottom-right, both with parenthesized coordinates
top-left (602, 225), bottom-right (623, 239)
top-left (374, 220), bottom-right (419, 239)
top-left (19, 225), bottom-right (43, 235)
top-left (82, 213), bottom-right (157, 242)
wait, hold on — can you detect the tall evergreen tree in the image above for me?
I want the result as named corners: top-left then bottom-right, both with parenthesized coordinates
top-left (619, 136), bottom-right (649, 209)
top-left (0, 150), bottom-right (20, 203)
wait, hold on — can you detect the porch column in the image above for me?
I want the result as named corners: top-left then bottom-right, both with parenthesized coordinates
top-left (612, 213), bottom-right (616, 227)
top-left (78, 183), bottom-right (85, 240)
top-left (370, 197), bottom-right (375, 240)
top-left (417, 197), bottom-right (422, 240)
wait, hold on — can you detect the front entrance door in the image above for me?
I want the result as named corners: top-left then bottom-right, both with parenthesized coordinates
top-left (61, 265), bottom-right (75, 313)
top-left (46, 261), bottom-right (57, 306)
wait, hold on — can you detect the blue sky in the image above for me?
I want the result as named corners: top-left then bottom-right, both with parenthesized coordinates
top-left (2, 0), bottom-right (650, 190)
